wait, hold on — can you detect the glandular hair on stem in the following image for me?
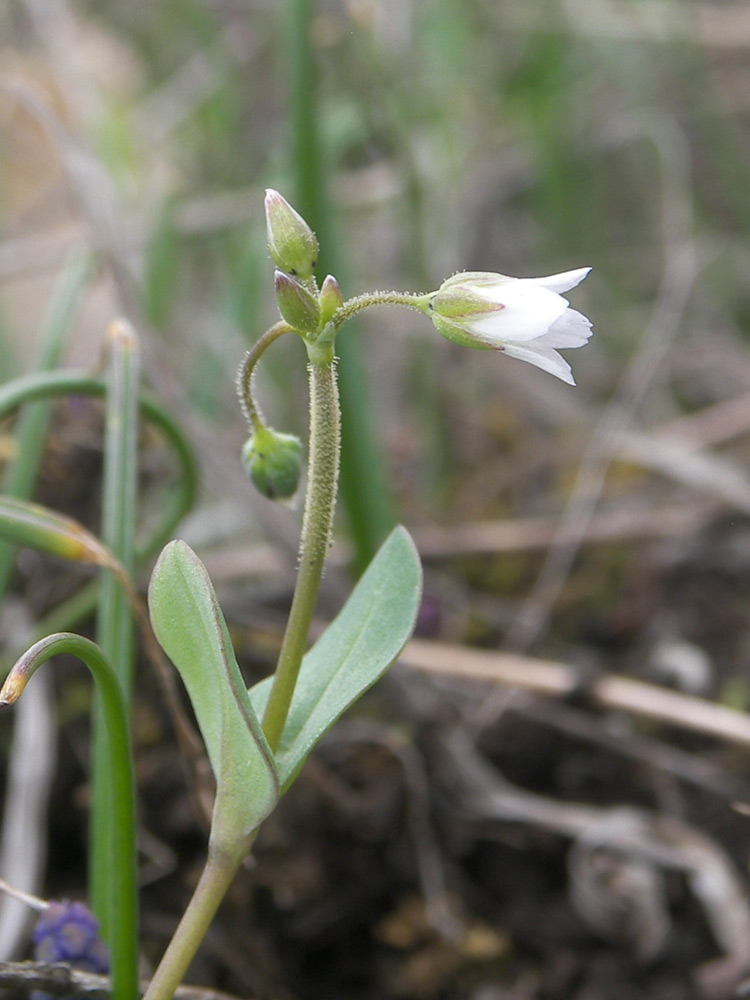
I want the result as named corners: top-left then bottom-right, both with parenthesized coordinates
top-left (299, 360), bottom-right (340, 569)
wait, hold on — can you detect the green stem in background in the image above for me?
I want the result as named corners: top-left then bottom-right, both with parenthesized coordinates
top-left (92, 321), bottom-right (140, 938)
top-left (0, 633), bottom-right (138, 1000)
top-left (284, 0), bottom-right (393, 573)
top-left (0, 370), bottom-right (198, 562)
top-left (236, 320), bottom-right (293, 431)
top-left (262, 355), bottom-right (340, 752)
top-left (0, 253), bottom-right (90, 596)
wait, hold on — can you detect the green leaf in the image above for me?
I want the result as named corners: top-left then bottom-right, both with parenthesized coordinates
top-left (148, 540), bottom-right (279, 841)
top-left (250, 526), bottom-right (422, 790)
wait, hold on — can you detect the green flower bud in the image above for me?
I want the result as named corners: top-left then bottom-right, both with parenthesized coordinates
top-left (265, 189), bottom-right (319, 280)
top-left (242, 425), bottom-right (303, 500)
top-left (275, 270), bottom-right (321, 333)
top-left (318, 274), bottom-right (344, 327)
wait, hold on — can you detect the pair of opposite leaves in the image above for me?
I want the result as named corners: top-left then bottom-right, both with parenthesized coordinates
top-left (148, 527), bottom-right (422, 842)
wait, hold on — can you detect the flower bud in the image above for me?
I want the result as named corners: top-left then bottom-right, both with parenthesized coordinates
top-left (318, 274), bottom-right (344, 327)
top-left (265, 189), bottom-right (319, 279)
top-left (242, 426), bottom-right (303, 500)
top-left (274, 269), bottom-right (321, 333)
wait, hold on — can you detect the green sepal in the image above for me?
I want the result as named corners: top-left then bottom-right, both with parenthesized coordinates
top-left (429, 312), bottom-right (495, 351)
top-left (318, 274), bottom-right (344, 327)
top-left (274, 270), bottom-right (321, 334)
top-left (242, 426), bottom-right (303, 500)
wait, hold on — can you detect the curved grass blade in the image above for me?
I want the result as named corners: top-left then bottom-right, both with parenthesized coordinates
top-left (0, 633), bottom-right (138, 1000)
top-left (0, 252), bottom-right (90, 596)
top-left (0, 497), bottom-right (122, 573)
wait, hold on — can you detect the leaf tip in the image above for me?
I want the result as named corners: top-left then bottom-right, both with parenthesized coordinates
top-left (0, 673), bottom-right (25, 706)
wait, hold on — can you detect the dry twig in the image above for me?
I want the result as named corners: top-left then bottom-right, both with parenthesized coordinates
top-left (0, 961), bottom-right (248, 1000)
top-left (402, 638), bottom-right (750, 748)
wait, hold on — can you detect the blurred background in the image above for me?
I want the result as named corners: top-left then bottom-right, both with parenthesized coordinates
top-left (4, 1), bottom-right (750, 999)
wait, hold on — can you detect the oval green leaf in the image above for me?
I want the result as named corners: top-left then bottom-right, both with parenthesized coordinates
top-left (250, 526), bottom-right (422, 790)
top-left (148, 540), bottom-right (278, 841)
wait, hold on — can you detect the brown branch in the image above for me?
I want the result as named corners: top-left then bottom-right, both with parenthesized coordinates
top-left (402, 638), bottom-right (750, 748)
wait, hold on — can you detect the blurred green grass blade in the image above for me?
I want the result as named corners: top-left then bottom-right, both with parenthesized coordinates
top-left (144, 198), bottom-right (181, 329)
top-left (0, 370), bottom-right (198, 561)
top-left (97, 321), bottom-right (140, 702)
top-left (285, 0), bottom-right (394, 573)
top-left (224, 225), bottom-right (265, 345)
top-left (0, 496), bottom-right (121, 570)
top-left (91, 320), bottom-right (140, 940)
top-left (0, 253), bottom-right (90, 595)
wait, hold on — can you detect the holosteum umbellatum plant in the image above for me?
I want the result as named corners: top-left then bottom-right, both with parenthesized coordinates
top-left (2, 191), bottom-right (593, 1000)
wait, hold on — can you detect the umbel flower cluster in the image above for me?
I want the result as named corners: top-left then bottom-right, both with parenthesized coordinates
top-left (241, 191), bottom-right (593, 498)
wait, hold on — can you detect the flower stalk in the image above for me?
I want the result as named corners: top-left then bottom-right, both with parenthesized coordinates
top-left (236, 320), bottom-right (294, 433)
top-left (261, 356), bottom-right (341, 752)
top-left (331, 289), bottom-right (429, 329)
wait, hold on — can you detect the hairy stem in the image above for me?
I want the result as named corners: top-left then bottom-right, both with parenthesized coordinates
top-left (262, 358), bottom-right (340, 751)
top-left (332, 290), bottom-right (429, 329)
top-left (236, 321), bottom-right (294, 432)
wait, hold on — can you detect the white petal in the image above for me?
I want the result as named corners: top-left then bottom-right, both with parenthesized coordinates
top-left (524, 267), bottom-right (592, 295)
top-left (470, 282), bottom-right (567, 343)
top-left (501, 342), bottom-right (576, 385)
top-left (540, 308), bottom-right (593, 348)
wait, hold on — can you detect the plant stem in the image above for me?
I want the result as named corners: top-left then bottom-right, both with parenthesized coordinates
top-left (262, 357), bottom-right (340, 752)
top-left (285, 0), bottom-right (395, 572)
top-left (332, 290), bottom-right (429, 329)
top-left (141, 839), bottom-right (251, 1000)
top-left (236, 321), bottom-right (293, 432)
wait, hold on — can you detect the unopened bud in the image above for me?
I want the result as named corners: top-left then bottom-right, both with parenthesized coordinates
top-left (242, 426), bottom-right (303, 500)
top-left (318, 274), bottom-right (344, 327)
top-left (265, 189), bottom-right (319, 280)
top-left (275, 270), bottom-right (321, 333)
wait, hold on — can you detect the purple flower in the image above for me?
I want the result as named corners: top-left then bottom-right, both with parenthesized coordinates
top-left (32, 900), bottom-right (109, 999)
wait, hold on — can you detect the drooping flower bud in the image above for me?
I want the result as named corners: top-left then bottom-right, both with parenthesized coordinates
top-left (318, 274), bottom-right (344, 327)
top-left (264, 189), bottom-right (319, 280)
top-left (274, 270), bottom-right (321, 334)
top-left (242, 426), bottom-right (303, 500)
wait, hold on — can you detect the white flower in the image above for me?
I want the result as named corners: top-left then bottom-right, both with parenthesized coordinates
top-left (425, 267), bottom-right (593, 385)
